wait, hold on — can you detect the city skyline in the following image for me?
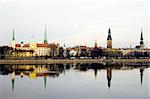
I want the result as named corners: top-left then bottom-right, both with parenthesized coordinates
top-left (0, 1), bottom-right (149, 99)
top-left (5, 27), bottom-right (148, 49)
top-left (0, 0), bottom-right (149, 48)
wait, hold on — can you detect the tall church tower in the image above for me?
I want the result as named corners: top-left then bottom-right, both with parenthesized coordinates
top-left (140, 29), bottom-right (144, 49)
top-left (94, 40), bottom-right (98, 48)
top-left (107, 28), bottom-right (112, 49)
top-left (44, 25), bottom-right (48, 44)
top-left (11, 29), bottom-right (16, 49)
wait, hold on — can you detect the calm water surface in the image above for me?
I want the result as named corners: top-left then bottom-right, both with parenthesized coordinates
top-left (0, 63), bottom-right (149, 99)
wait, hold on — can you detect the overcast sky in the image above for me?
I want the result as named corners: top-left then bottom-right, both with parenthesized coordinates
top-left (0, 0), bottom-right (149, 48)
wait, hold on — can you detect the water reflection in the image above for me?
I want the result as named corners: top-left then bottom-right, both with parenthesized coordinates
top-left (11, 71), bottom-right (15, 92)
top-left (140, 67), bottom-right (144, 86)
top-left (0, 62), bottom-right (149, 99)
top-left (107, 66), bottom-right (112, 89)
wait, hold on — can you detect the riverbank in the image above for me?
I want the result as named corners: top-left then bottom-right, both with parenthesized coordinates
top-left (0, 59), bottom-right (149, 64)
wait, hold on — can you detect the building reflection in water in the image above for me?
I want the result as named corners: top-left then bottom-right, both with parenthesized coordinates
top-left (0, 62), bottom-right (149, 92)
top-left (107, 66), bottom-right (112, 89)
top-left (140, 67), bottom-right (144, 86)
top-left (44, 76), bottom-right (47, 90)
top-left (94, 68), bottom-right (97, 80)
top-left (1, 64), bottom-right (64, 92)
top-left (11, 71), bottom-right (15, 92)
top-left (90, 63), bottom-right (105, 80)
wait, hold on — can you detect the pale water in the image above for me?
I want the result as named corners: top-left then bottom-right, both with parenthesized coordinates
top-left (0, 63), bottom-right (149, 99)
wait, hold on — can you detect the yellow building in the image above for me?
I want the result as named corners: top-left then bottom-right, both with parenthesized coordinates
top-left (13, 49), bottom-right (34, 58)
top-left (10, 26), bottom-right (53, 57)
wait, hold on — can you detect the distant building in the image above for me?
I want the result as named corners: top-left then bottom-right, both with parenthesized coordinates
top-left (77, 46), bottom-right (89, 58)
top-left (119, 48), bottom-right (150, 58)
top-left (12, 49), bottom-right (34, 58)
top-left (90, 40), bottom-right (102, 58)
top-left (49, 43), bottom-right (60, 57)
top-left (5, 27), bottom-right (149, 59)
top-left (63, 44), bottom-right (67, 58)
top-left (0, 46), bottom-right (13, 59)
top-left (120, 48), bottom-right (134, 56)
top-left (69, 49), bottom-right (77, 57)
top-left (135, 29), bottom-right (144, 49)
top-left (107, 28), bottom-right (112, 49)
top-left (9, 26), bottom-right (60, 57)
top-left (103, 48), bottom-right (123, 58)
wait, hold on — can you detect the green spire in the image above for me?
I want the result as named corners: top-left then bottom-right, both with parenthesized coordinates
top-left (44, 24), bottom-right (48, 44)
top-left (12, 29), bottom-right (15, 41)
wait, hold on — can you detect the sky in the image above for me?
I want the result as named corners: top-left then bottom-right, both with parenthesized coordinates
top-left (0, 0), bottom-right (149, 48)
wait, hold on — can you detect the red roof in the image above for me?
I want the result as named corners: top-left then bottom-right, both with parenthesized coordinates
top-left (37, 43), bottom-right (49, 47)
top-left (15, 44), bottom-right (21, 47)
top-left (15, 43), bottom-right (50, 48)
top-left (15, 44), bottom-right (29, 47)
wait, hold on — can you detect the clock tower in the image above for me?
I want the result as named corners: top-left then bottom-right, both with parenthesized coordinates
top-left (107, 28), bottom-right (112, 49)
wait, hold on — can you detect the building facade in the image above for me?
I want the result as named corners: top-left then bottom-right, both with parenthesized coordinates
top-left (9, 26), bottom-right (53, 57)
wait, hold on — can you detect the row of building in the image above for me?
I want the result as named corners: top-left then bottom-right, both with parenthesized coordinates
top-left (0, 27), bottom-right (150, 59)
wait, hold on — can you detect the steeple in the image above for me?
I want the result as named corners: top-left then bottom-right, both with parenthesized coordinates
top-left (140, 29), bottom-right (144, 48)
top-left (12, 29), bottom-right (15, 41)
top-left (108, 28), bottom-right (111, 34)
top-left (107, 28), bottom-right (112, 49)
top-left (107, 28), bottom-right (112, 40)
top-left (44, 24), bottom-right (48, 44)
top-left (94, 40), bottom-right (97, 48)
top-left (140, 29), bottom-right (143, 41)
top-left (11, 29), bottom-right (16, 48)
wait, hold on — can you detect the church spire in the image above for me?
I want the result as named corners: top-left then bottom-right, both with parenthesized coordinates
top-left (140, 29), bottom-right (143, 40)
top-left (107, 28), bottom-right (112, 40)
top-left (140, 28), bottom-right (144, 48)
top-left (108, 28), bottom-right (111, 35)
top-left (107, 28), bottom-right (112, 49)
top-left (11, 29), bottom-right (16, 49)
top-left (44, 24), bottom-right (48, 44)
top-left (94, 40), bottom-right (97, 48)
top-left (12, 29), bottom-right (15, 41)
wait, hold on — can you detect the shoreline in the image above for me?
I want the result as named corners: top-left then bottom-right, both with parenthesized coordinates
top-left (0, 59), bottom-right (149, 64)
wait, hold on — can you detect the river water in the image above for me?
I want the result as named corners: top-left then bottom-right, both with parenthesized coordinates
top-left (0, 63), bottom-right (149, 99)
